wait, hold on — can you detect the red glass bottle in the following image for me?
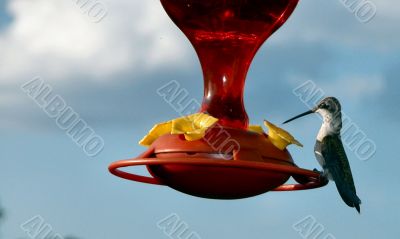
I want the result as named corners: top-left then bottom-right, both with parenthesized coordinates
top-left (160, 0), bottom-right (299, 128)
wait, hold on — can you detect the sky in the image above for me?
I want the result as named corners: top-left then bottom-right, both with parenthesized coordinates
top-left (1, 0), bottom-right (400, 238)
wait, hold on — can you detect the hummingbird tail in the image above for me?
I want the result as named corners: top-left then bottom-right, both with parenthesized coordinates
top-left (354, 196), bottom-right (361, 214)
top-left (355, 203), bottom-right (361, 214)
top-left (334, 180), bottom-right (362, 214)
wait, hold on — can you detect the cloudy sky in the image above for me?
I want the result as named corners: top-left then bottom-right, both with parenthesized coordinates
top-left (1, 0), bottom-right (399, 238)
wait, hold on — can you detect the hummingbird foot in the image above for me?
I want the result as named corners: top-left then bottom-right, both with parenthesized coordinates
top-left (313, 168), bottom-right (329, 184)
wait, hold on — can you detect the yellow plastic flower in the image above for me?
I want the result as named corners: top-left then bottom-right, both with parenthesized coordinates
top-left (171, 113), bottom-right (219, 141)
top-left (248, 125), bottom-right (264, 134)
top-left (139, 113), bottom-right (218, 146)
top-left (139, 122), bottom-right (172, 147)
top-left (263, 120), bottom-right (303, 150)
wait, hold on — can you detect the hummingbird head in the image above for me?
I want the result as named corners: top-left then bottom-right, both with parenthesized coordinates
top-left (283, 97), bottom-right (342, 125)
top-left (315, 97), bottom-right (341, 119)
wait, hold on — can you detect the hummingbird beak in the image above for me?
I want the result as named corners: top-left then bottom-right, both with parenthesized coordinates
top-left (283, 108), bottom-right (316, 124)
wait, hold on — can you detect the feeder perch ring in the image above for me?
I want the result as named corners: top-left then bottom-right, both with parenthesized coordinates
top-left (109, 157), bottom-right (328, 192)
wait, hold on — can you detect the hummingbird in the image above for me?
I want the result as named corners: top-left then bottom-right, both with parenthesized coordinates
top-left (283, 97), bottom-right (361, 213)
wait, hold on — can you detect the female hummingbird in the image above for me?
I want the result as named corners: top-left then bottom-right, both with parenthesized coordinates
top-left (283, 97), bottom-right (362, 213)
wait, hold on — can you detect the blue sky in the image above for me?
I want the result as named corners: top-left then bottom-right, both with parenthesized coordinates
top-left (1, 0), bottom-right (399, 238)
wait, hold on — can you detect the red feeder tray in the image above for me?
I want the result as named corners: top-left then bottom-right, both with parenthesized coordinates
top-left (109, 127), bottom-right (327, 199)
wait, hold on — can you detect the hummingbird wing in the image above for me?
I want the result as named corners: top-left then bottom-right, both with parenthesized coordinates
top-left (321, 134), bottom-right (362, 213)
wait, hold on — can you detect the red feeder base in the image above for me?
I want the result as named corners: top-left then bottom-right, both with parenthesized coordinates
top-left (109, 127), bottom-right (327, 199)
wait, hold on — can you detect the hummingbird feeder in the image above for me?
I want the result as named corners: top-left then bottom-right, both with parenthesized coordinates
top-left (109, 0), bottom-right (328, 199)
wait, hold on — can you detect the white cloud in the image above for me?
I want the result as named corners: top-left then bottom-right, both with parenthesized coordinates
top-left (1, 0), bottom-right (397, 87)
top-left (0, 0), bottom-right (191, 85)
